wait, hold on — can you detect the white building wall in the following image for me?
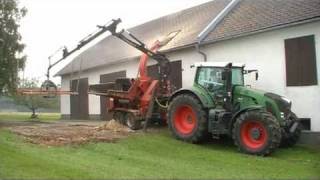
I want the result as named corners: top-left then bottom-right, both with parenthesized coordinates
top-left (61, 21), bottom-right (320, 131)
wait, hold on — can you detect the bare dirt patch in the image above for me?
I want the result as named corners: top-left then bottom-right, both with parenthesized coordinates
top-left (3, 120), bottom-right (135, 146)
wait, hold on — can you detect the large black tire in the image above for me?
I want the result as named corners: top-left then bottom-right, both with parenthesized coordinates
top-left (113, 111), bottom-right (126, 124)
top-left (280, 113), bottom-right (302, 148)
top-left (168, 94), bottom-right (208, 143)
top-left (125, 113), bottom-right (142, 130)
top-left (232, 110), bottom-right (281, 156)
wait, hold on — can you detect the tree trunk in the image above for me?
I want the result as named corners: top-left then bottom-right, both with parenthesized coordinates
top-left (30, 108), bottom-right (38, 119)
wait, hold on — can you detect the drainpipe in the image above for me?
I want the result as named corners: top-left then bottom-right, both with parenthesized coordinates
top-left (195, 43), bottom-right (207, 62)
top-left (195, 0), bottom-right (241, 61)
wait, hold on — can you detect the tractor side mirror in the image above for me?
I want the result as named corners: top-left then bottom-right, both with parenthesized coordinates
top-left (244, 69), bottom-right (259, 81)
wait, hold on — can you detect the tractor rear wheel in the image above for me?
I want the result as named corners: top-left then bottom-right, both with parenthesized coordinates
top-left (125, 113), bottom-right (142, 130)
top-left (233, 110), bottom-right (281, 156)
top-left (168, 94), bottom-right (208, 143)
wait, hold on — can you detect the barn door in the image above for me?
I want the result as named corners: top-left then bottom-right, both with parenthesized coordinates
top-left (100, 71), bottom-right (126, 120)
top-left (147, 60), bottom-right (182, 91)
top-left (70, 78), bottom-right (89, 120)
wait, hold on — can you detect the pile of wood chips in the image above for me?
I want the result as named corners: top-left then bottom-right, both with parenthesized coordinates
top-left (95, 119), bottom-right (130, 132)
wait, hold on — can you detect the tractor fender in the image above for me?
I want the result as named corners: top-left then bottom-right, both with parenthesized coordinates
top-left (168, 88), bottom-right (214, 108)
top-left (228, 105), bottom-right (264, 135)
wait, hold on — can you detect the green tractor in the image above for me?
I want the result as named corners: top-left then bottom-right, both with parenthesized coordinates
top-left (167, 62), bottom-right (301, 156)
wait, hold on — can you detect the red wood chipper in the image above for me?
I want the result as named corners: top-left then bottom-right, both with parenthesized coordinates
top-left (89, 19), bottom-right (177, 130)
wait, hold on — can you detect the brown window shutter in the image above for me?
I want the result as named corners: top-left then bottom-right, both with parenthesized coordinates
top-left (299, 36), bottom-right (318, 86)
top-left (285, 35), bottom-right (318, 86)
top-left (285, 38), bottom-right (301, 86)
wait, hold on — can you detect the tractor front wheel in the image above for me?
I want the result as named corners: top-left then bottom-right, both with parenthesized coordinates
top-left (281, 112), bottom-right (302, 147)
top-left (168, 94), bottom-right (208, 143)
top-left (233, 110), bottom-right (281, 156)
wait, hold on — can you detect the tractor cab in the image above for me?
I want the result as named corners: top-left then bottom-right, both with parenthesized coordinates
top-left (192, 62), bottom-right (247, 110)
top-left (193, 62), bottom-right (245, 91)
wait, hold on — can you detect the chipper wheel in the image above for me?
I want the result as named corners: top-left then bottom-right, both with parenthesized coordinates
top-left (168, 94), bottom-right (208, 143)
top-left (280, 112), bottom-right (302, 148)
top-left (113, 111), bottom-right (126, 124)
top-left (233, 110), bottom-right (282, 156)
top-left (125, 113), bottom-right (142, 130)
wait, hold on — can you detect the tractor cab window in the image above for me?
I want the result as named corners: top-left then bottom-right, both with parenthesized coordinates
top-left (232, 68), bottom-right (244, 86)
top-left (196, 67), bottom-right (244, 92)
top-left (196, 67), bottom-right (224, 92)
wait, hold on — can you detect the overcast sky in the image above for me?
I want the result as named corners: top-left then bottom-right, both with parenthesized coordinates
top-left (19, 0), bottom-right (211, 84)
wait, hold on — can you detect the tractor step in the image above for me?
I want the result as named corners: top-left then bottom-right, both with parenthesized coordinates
top-left (209, 109), bottom-right (231, 136)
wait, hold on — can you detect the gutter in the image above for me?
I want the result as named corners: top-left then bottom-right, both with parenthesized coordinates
top-left (195, 0), bottom-right (241, 61)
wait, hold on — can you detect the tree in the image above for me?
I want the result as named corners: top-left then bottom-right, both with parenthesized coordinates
top-left (0, 0), bottom-right (27, 95)
top-left (14, 78), bottom-right (60, 119)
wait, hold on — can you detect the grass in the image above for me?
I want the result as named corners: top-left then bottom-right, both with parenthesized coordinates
top-left (0, 112), bottom-right (60, 121)
top-left (0, 129), bottom-right (319, 179)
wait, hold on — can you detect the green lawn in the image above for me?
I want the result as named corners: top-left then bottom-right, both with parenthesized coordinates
top-left (0, 112), bottom-right (60, 121)
top-left (0, 128), bottom-right (319, 179)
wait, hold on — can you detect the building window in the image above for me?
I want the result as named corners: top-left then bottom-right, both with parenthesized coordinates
top-left (285, 35), bottom-right (318, 86)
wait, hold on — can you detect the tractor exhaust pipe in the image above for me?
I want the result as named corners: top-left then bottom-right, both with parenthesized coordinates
top-left (224, 63), bottom-right (233, 111)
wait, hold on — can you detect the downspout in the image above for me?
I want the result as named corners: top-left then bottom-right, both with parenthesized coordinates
top-left (195, 0), bottom-right (241, 61)
top-left (195, 43), bottom-right (207, 62)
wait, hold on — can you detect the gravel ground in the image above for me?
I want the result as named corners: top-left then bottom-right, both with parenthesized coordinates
top-left (1, 120), bottom-right (135, 146)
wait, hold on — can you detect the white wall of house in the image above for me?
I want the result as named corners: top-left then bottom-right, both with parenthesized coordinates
top-left (60, 21), bottom-right (320, 131)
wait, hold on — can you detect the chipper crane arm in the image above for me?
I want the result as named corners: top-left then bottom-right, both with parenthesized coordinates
top-left (44, 18), bottom-right (171, 96)
top-left (21, 20), bottom-right (124, 97)
top-left (99, 18), bottom-right (172, 96)
top-left (46, 20), bottom-right (121, 80)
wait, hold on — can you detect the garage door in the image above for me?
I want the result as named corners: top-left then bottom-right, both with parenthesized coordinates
top-left (70, 78), bottom-right (89, 120)
top-left (147, 60), bottom-right (182, 91)
top-left (100, 71), bottom-right (126, 120)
